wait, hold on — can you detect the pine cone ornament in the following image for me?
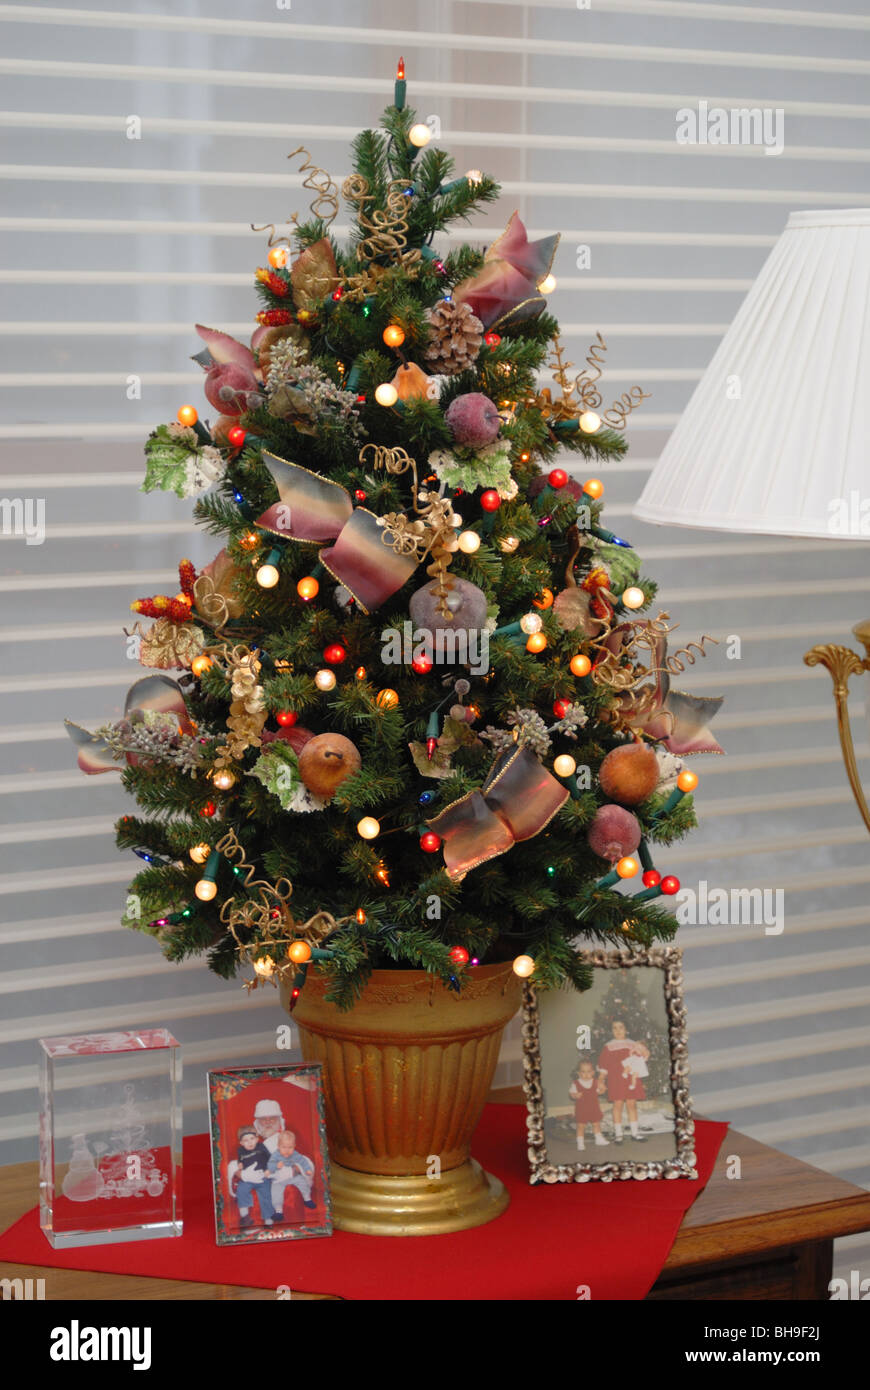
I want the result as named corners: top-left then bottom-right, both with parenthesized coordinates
top-left (424, 301), bottom-right (484, 375)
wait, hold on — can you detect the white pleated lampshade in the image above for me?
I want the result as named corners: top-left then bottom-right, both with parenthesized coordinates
top-left (634, 209), bottom-right (870, 539)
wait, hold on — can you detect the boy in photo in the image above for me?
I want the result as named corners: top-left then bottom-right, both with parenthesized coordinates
top-left (267, 1129), bottom-right (317, 1216)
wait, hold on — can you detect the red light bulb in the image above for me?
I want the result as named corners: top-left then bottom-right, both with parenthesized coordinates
top-left (276, 710), bottom-right (298, 728)
top-left (661, 875), bottom-right (680, 895)
top-left (548, 468), bottom-right (568, 489)
top-left (642, 870), bottom-right (661, 888)
top-left (420, 832), bottom-right (442, 853)
top-left (480, 490), bottom-right (501, 512)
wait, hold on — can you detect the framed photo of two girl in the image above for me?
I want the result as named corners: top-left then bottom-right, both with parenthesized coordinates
top-left (523, 948), bottom-right (697, 1183)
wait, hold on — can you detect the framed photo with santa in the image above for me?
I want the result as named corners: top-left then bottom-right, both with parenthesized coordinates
top-left (522, 948), bottom-right (697, 1184)
top-left (207, 1063), bottom-right (332, 1245)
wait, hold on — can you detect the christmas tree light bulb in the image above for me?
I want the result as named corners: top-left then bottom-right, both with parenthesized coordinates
top-left (520, 612), bottom-right (543, 635)
top-left (512, 954), bottom-right (535, 978)
top-left (297, 576), bottom-right (319, 600)
top-left (458, 530), bottom-right (481, 554)
top-left (314, 669), bottom-right (337, 692)
top-left (191, 655), bottom-right (212, 677)
top-left (622, 587), bottom-right (645, 610)
top-left (526, 632), bottom-right (547, 653)
top-left (616, 856), bottom-right (640, 879)
top-left (583, 478), bottom-right (604, 499)
top-left (409, 123), bottom-right (431, 147)
top-left (176, 404), bottom-right (198, 427)
top-left (499, 535), bottom-right (520, 554)
top-left (382, 324), bottom-right (405, 348)
top-left (212, 769), bottom-right (236, 791)
top-left (570, 653), bottom-right (592, 678)
top-left (537, 273), bottom-right (557, 294)
top-left (255, 564), bottom-right (279, 588)
top-left (677, 770), bottom-right (699, 793)
top-left (465, 169), bottom-right (483, 184)
top-left (357, 816), bottom-right (381, 840)
top-left (189, 843), bottom-right (210, 864)
top-left (579, 411), bottom-right (601, 434)
top-left (374, 382), bottom-right (399, 407)
top-left (287, 941), bottom-right (311, 964)
top-left (195, 879), bottom-right (218, 901)
top-left (554, 754), bottom-right (577, 778)
top-left (267, 245), bottom-right (288, 269)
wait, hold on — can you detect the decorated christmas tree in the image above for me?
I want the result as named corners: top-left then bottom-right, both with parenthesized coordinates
top-left (66, 65), bottom-right (722, 1010)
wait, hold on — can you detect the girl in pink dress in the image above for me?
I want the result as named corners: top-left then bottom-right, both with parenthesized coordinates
top-left (569, 1059), bottom-right (609, 1151)
top-left (597, 1020), bottom-right (650, 1144)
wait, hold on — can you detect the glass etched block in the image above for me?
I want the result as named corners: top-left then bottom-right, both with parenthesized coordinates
top-left (38, 1029), bottom-right (182, 1248)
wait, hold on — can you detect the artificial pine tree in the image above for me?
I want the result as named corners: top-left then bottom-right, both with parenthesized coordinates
top-left (67, 67), bottom-right (721, 1009)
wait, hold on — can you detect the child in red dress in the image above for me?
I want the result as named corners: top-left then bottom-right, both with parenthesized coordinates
top-left (597, 1019), bottom-right (650, 1144)
top-left (569, 1058), bottom-right (609, 1151)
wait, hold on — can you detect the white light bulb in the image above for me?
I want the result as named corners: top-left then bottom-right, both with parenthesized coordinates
top-left (256, 563), bottom-right (280, 588)
top-left (579, 411), bottom-right (601, 434)
top-left (189, 843), bottom-right (210, 864)
top-left (622, 587), bottom-right (646, 610)
top-left (212, 770), bottom-right (236, 791)
top-left (195, 879), bottom-right (218, 902)
top-left (519, 612), bottom-right (543, 635)
top-left (537, 273), bottom-right (557, 294)
top-left (357, 816), bottom-right (381, 840)
top-left (499, 536), bottom-right (520, 554)
top-left (466, 169), bottom-right (483, 185)
top-left (374, 382), bottom-right (398, 407)
top-left (553, 755), bottom-right (577, 778)
top-left (408, 124), bottom-right (431, 148)
top-left (458, 530), bottom-right (481, 554)
top-left (314, 669), bottom-right (337, 692)
top-left (512, 954), bottom-right (535, 978)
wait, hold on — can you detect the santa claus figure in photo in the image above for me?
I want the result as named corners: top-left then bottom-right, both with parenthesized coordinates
top-left (597, 1019), bottom-right (651, 1144)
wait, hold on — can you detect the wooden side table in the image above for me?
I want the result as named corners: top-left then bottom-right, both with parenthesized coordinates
top-left (1, 1091), bottom-right (868, 1300)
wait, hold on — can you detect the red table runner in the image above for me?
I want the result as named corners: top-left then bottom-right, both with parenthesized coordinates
top-left (0, 1104), bottom-right (727, 1300)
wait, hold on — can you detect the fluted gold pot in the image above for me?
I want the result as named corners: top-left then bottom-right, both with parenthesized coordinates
top-left (283, 960), bottom-right (522, 1235)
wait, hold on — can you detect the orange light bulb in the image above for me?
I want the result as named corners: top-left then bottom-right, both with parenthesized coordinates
top-left (176, 404), bottom-right (198, 427)
top-left (526, 633), bottom-right (547, 654)
top-left (287, 940), bottom-right (312, 964)
top-left (191, 655), bottom-right (212, 677)
top-left (616, 856), bottom-right (640, 879)
top-left (382, 324), bottom-right (406, 348)
top-left (267, 246), bottom-right (289, 269)
top-left (297, 576), bottom-right (319, 600)
top-left (677, 770), bottom-right (699, 793)
top-left (570, 654), bottom-right (592, 678)
top-left (532, 589), bottom-right (554, 610)
top-left (376, 688), bottom-right (399, 709)
top-left (583, 478), bottom-right (604, 500)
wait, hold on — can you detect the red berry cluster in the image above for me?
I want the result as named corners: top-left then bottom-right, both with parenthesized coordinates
top-left (256, 309), bottom-right (293, 327)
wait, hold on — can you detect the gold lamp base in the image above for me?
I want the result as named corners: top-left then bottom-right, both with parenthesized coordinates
top-left (805, 619), bottom-right (870, 834)
top-left (328, 1157), bottom-right (510, 1236)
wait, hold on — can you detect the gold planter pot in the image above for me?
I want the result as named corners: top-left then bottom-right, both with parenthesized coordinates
top-left (283, 960), bottom-right (522, 1236)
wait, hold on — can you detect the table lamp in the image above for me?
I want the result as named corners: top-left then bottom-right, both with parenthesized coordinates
top-left (634, 209), bottom-right (870, 831)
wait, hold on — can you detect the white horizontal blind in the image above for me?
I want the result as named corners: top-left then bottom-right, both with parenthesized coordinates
top-left (1, 0), bottom-right (869, 1282)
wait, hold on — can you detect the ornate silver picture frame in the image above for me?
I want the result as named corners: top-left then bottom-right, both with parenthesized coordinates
top-left (523, 947), bottom-right (697, 1184)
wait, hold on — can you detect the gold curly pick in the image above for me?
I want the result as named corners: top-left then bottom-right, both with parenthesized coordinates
top-left (286, 146), bottom-right (339, 226)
